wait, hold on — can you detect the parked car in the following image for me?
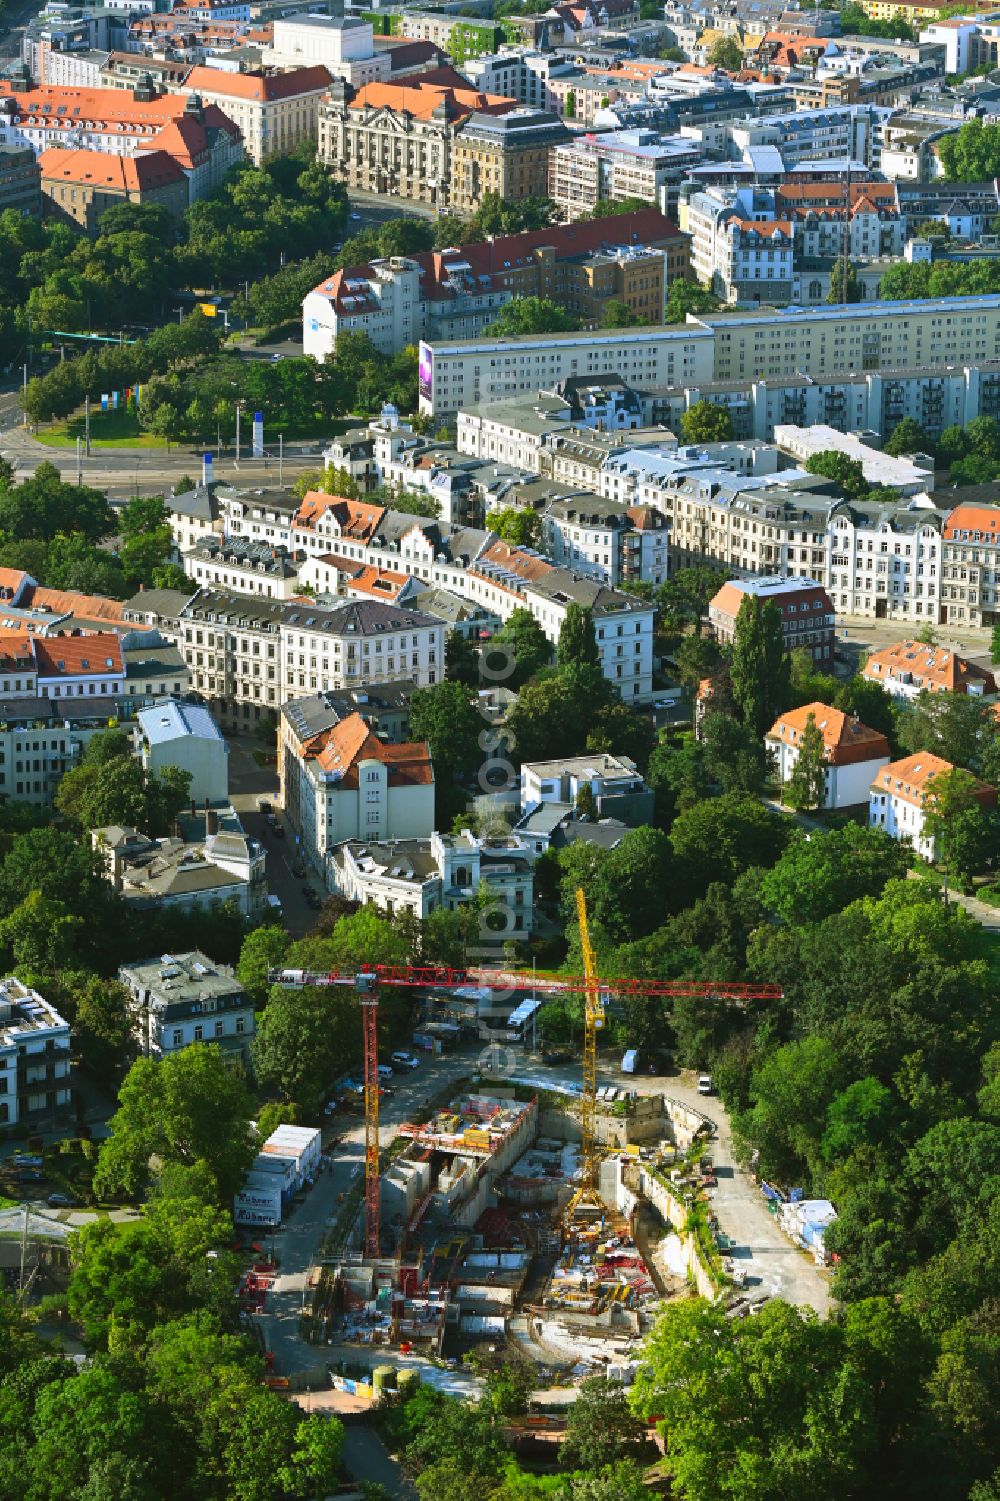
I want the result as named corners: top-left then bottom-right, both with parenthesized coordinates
top-left (302, 885), bottom-right (322, 909)
top-left (542, 1049), bottom-right (572, 1066)
top-left (654, 698), bottom-right (677, 710)
top-left (697, 1073), bottom-right (713, 1095)
top-left (47, 1192), bottom-right (77, 1208)
top-left (11, 1153), bottom-right (43, 1169)
top-left (291, 858), bottom-right (306, 878)
top-left (390, 1050), bottom-right (419, 1071)
top-left (377, 1064), bottom-right (394, 1082)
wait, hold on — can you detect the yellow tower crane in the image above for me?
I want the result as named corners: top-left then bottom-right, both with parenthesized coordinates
top-left (576, 885), bottom-right (604, 1192)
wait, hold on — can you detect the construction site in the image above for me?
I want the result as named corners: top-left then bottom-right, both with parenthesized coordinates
top-left (289, 892), bottom-right (780, 1379)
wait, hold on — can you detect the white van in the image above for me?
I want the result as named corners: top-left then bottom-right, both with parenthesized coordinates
top-left (697, 1074), bottom-right (713, 1095)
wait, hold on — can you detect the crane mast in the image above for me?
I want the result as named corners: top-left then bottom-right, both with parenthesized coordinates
top-left (576, 886), bottom-right (603, 1193)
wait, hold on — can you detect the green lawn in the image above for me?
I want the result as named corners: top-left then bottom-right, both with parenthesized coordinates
top-left (35, 409), bottom-right (167, 450)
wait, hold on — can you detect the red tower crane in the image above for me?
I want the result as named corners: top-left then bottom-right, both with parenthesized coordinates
top-left (272, 962), bottom-right (781, 1258)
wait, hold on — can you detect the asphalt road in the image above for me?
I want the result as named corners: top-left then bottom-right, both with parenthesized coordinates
top-left (257, 1051), bottom-right (476, 1379)
top-left (225, 735), bottom-right (324, 937)
top-left (835, 613), bottom-right (994, 673)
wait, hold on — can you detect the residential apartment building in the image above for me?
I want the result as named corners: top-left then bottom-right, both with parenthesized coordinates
top-left (548, 130), bottom-right (703, 218)
top-left (0, 142), bottom-right (41, 215)
top-left (303, 209), bottom-right (690, 361)
top-left (683, 181), bottom-right (904, 304)
top-left (331, 829), bottom-right (534, 926)
top-left (0, 978), bottom-right (71, 1129)
top-left (826, 500), bottom-right (943, 622)
top-left (709, 575), bottom-right (836, 666)
top-left (870, 752), bottom-right (996, 861)
top-left (463, 543), bottom-right (656, 697)
top-left (186, 538), bottom-right (301, 599)
top-left (136, 699), bottom-right (228, 805)
top-left (416, 295), bottom-right (1000, 421)
top-left (940, 502), bottom-right (1000, 627)
top-left (176, 588), bottom-right (444, 730)
top-left (766, 702), bottom-right (891, 810)
top-left (861, 640), bottom-right (997, 699)
top-left (171, 63), bottom-right (332, 162)
top-left (543, 495), bottom-right (669, 586)
top-left (279, 706), bottom-right (434, 884)
top-left (118, 951), bottom-right (254, 1067)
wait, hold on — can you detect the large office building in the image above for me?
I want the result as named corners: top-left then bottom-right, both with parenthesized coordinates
top-left (416, 296), bottom-right (1000, 420)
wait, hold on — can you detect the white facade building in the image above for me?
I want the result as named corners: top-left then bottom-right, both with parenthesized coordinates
top-left (766, 702), bottom-right (891, 811)
top-left (331, 830), bottom-right (534, 929)
top-left (0, 977), bottom-right (72, 1128)
top-left (118, 950), bottom-right (254, 1066)
top-left (136, 698), bottom-right (229, 805)
top-left (869, 753), bottom-right (997, 860)
top-left (279, 707), bottom-right (434, 887)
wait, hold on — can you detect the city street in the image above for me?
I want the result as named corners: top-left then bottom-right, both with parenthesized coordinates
top-left (225, 735), bottom-right (324, 937)
top-left (257, 1052), bottom-right (475, 1379)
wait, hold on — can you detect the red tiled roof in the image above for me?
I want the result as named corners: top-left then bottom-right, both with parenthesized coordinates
top-left (304, 711), bottom-right (433, 788)
top-left (0, 636), bottom-right (36, 671)
top-left (861, 640), bottom-right (996, 696)
top-left (709, 579), bottom-right (832, 624)
top-left (347, 77), bottom-right (515, 122)
top-left (183, 64), bottom-right (332, 101)
top-left (346, 566), bottom-right (411, 602)
top-left (872, 752), bottom-right (996, 809)
top-left (0, 569), bottom-right (29, 601)
top-left (942, 503), bottom-right (1000, 540)
top-left (294, 492), bottom-right (385, 540)
top-left (39, 145), bottom-right (186, 191)
top-left (311, 208), bottom-right (685, 312)
top-left (767, 702), bottom-right (890, 766)
top-left (33, 633), bottom-right (124, 678)
top-left (30, 587), bottom-right (125, 623)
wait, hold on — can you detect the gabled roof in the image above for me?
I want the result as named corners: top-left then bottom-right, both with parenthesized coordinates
top-left (182, 63), bottom-right (332, 100)
top-left (346, 78), bottom-right (516, 123)
top-left (767, 702), bottom-right (890, 766)
top-left (30, 587), bottom-right (124, 624)
top-left (293, 492), bottom-right (385, 540)
top-left (33, 633), bottom-right (123, 678)
top-left (303, 710), bottom-right (433, 788)
top-left (872, 752), bottom-right (996, 809)
top-left (862, 640), bottom-right (996, 696)
top-left (39, 145), bottom-right (186, 191)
